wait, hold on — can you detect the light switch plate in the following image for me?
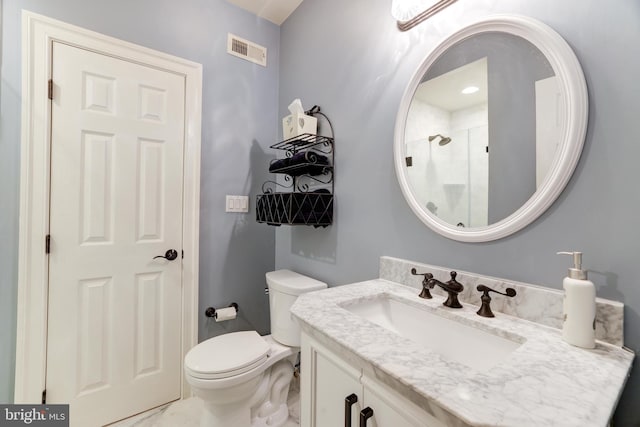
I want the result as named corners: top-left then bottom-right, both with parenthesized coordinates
top-left (226, 195), bottom-right (249, 213)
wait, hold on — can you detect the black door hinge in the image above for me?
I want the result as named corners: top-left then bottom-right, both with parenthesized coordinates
top-left (45, 235), bottom-right (51, 254)
top-left (48, 79), bottom-right (53, 100)
top-left (182, 250), bottom-right (184, 259)
top-left (42, 389), bottom-right (46, 404)
top-left (486, 146), bottom-right (489, 153)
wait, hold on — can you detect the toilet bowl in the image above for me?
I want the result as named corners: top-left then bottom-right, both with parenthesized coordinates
top-left (184, 270), bottom-right (327, 427)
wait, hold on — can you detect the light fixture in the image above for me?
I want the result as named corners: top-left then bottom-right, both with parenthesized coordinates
top-left (461, 86), bottom-right (479, 95)
top-left (391, 0), bottom-right (458, 31)
top-left (391, 0), bottom-right (434, 22)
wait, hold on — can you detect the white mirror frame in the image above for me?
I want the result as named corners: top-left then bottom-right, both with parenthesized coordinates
top-left (394, 15), bottom-right (588, 242)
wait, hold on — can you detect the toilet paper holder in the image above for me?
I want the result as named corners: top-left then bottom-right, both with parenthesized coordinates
top-left (205, 302), bottom-right (239, 320)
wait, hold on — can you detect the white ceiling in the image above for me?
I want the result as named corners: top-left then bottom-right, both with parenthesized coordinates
top-left (415, 57), bottom-right (488, 112)
top-left (225, 0), bottom-right (304, 25)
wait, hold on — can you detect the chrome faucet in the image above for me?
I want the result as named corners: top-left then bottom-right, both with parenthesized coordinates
top-left (427, 271), bottom-right (464, 308)
top-left (410, 269), bottom-right (464, 308)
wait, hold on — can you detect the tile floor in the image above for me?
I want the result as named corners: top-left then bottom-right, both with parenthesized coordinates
top-left (111, 378), bottom-right (300, 427)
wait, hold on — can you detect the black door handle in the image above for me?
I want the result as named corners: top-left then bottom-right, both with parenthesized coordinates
top-left (153, 249), bottom-right (178, 261)
top-left (345, 393), bottom-right (358, 427)
top-left (359, 407), bottom-right (374, 427)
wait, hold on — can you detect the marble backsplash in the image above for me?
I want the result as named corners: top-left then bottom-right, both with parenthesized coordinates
top-left (379, 256), bottom-right (624, 346)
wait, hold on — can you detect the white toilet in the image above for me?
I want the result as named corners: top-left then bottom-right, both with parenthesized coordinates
top-left (184, 270), bottom-right (327, 427)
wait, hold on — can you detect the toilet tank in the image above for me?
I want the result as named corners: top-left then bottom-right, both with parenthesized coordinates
top-left (266, 269), bottom-right (327, 347)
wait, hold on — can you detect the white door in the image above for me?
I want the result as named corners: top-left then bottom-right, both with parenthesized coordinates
top-left (535, 76), bottom-right (562, 188)
top-left (46, 41), bottom-right (186, 427)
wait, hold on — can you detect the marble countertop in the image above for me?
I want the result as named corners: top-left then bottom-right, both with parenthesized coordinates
top-left (291, 279), bottom-right (634, 427)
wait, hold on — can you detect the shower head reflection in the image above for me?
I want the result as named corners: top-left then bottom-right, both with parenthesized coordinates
top-left (428, 134), bottom-right (452, 146)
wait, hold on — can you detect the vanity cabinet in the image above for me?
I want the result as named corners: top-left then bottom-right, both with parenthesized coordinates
top-left (300, 332), bottom-right (446, 427)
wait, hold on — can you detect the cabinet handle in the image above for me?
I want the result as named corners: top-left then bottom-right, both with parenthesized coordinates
top-left (345, 393), bottom-right (358, 427)
top-left (359, 407), bottom-right (374, 427)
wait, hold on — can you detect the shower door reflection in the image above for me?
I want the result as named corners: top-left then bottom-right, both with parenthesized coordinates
top-left (406, 124), bottom-right (488, 227)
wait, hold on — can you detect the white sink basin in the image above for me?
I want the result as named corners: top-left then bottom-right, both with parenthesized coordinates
top-left (343, 295), bottom-right (522, 370)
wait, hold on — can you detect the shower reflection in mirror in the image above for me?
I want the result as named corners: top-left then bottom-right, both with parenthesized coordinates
top-left (405, 57), bottom-right (489, 228)
top-left (404, 46), bottom-right (560, 228)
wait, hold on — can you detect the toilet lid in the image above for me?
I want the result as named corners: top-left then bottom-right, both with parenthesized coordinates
top-left (185, 331), bottom-right (270, 379)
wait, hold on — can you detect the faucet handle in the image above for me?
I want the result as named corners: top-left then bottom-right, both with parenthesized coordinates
top-left (410, 268), bottom-right (433, 299)
top-left (446, 271), bottom-right (464, 293)
top-left (476, 284), bottom-right (517, 318)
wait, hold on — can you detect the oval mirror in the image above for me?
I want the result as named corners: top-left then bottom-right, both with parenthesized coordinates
top-left (394, 15), bottom-right (588, 242)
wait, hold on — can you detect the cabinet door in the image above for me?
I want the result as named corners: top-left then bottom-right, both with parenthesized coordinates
top-left (362, 375), bottom-right (446, 427)
top-left (301, 333), bottom-right (362, 427)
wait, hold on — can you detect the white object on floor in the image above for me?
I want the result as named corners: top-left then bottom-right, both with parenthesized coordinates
top-left (183, 270), bottom-right (326, 427)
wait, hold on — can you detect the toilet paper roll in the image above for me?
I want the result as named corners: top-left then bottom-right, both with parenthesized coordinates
top-left (215, 307), bottom-right (237, 322)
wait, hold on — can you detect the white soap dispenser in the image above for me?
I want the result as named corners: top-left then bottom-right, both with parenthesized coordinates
top-left (557, 251), bottom-right (596, 349)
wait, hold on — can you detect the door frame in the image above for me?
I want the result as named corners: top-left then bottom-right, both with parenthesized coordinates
top-left (15, 11), bottom-right (202, 403)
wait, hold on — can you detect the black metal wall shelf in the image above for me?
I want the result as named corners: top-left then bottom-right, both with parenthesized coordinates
top-left (269, 162), bottom-right (332, 178)
top-left (270, 134), bottom-right (333, 153)
top-left (256, 191), bottom-right (333, 227)
top-left (257, 118), bottom-right (334, 227)
top-left (268, 149), bottom-right (332, 178)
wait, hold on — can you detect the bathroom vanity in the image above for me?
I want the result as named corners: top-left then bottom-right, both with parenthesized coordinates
top-left (291, 257), bottom-right (634, 427)
top-left (301, 332), bottom-right (448, 427)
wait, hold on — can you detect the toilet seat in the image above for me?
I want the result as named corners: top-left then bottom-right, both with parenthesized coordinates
top-left (185, 331), bottom-right (270, 380)
top-left (184, 270), bottom-right (326, 427)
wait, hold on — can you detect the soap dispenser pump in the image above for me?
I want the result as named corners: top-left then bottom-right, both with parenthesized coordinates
top-left (557, 251), bottom-right (596, 349)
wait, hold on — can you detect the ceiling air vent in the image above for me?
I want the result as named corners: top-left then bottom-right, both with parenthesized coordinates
top-left (227, 33), bottom-right (267, 67)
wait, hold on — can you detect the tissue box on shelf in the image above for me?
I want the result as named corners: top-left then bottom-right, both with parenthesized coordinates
top-left (282, 113), bottom-right (317, 139)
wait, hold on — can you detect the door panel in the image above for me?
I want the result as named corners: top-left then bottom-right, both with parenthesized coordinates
top-left (362, 375), bottom-right (447, 427)
top-left (76, 277), bottom-right (112, 396)
top-left (134, 272), bottom-right (163, 377)
top-left (80, 131), bottom-right (115, 244)
top-left (137, 139), bottom-right (165, 241)
top-left (47, 41), bottom-right (185, 427)
top-left (301, 335), bottom-right (362, 427)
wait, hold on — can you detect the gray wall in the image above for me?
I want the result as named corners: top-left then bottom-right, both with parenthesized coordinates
top-left (0, 0), bottom-right (278, 403)
top-left (278, 1), bottom-right (640, 425)
top-left (484, 34), bottom-right (553, 223)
